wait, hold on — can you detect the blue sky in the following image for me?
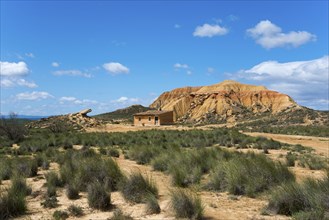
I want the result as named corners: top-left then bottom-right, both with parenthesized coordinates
top-left (1, 1), bottom-right (328, 116)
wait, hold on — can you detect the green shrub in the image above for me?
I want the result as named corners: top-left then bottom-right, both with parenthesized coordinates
top-left (53, 210), bottom-right (69, 220)
top-left (207, 153), bottom-right (294, 197)
top-left (286, 152), bottom-right (297, 167)
top-left (145, 193), bottom-right (161, 214)
top-left (298, 153), bottom-right (327, 170)
top-left (0, 159), bottom-right (12, 180)
top-left (0, 176), bottom-right (30, 219)
top-left (47, 185), bottom-right (57, 197)
top-left (60, 152), bottom-right (123, 191)
top-left (45, 171), bottom-right (62, 187)
top-left (68, 205), bottom-right (83, 217)
top-left (266, 176), bottom-right (329, 217)
top-left (41, 196), bottom-right (58, 208)
top-left (87, 181), bottom-right (111, 210)
top-left (10, 175), bottom-right (31, 196)
top-left (170, 188), bottom-right (204, 220)
top-left (65, 183), bottom-right (79, 200)
top-left (108, 148), bottom-right (120, 158)
top-left (0, 188), bottom-right (27, 219)
top-left (120, 172), bottom-right (158, 203)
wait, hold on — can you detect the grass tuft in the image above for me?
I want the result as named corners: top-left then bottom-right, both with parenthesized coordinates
top-left (170, 188), bottom-right (204, 220)
top-left (87, 181), bottom-right (111, 210)
top-left (120, 172), bottom-right (158, 203)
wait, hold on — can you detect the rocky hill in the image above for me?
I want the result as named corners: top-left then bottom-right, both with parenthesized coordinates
top-left (150, 80), bottom-right (325, 124)
top-left (94, 105), bottom-right (154, 122)
top-left (28, 109), bottom-right (102, 130)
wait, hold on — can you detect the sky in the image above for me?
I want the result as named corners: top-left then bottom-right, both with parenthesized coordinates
top-left (0, 0), bottom-right (328, 116)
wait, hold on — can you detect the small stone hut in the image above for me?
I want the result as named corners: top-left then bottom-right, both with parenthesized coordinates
top-left (133, 110), bottom-right (173, 126)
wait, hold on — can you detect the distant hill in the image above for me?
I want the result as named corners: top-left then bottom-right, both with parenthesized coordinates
top-left (150, 80), bottom-right (328, 126)
top-left (94, 105), bottom-right (155, 122)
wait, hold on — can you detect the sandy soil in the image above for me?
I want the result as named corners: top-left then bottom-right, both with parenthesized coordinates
top-left (243, 132), bottom-right (329, 157)
top-left (5, 128), bottom-right (327, 220)
top-left (7, 154), bottom-right (294, 220)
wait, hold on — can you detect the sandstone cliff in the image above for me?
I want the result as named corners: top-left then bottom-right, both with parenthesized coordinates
top-left (28, 109), bottom-right (102, 130)
top-left (150, 80), bottom-right (300, 123)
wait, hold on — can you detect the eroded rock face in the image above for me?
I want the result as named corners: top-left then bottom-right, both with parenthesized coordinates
top-left (150, 80), bottom-right (299, 123)
top-left (28, 109), bottom-right (102, 130)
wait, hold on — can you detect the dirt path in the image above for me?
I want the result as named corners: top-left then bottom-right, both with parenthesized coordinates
top-left (244, 132), bottom-right (329, 157)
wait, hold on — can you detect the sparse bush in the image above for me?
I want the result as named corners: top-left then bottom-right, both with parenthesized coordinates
top-left (47, 185), bottom-right (57, 197)
top-left (286, 152), bottom-right (297, 167)
top-left (53, 210), bottom-right (69, 220)
top-left (266, 176), bottom-right (329, 217)
top-left (45, 171), bottom-right (62, 187)
top-left (68, 205), bottom-right (83, 217)
top-left (87, 181), bottom-right (111, 210)
top-left (207, 153), bottom-right (294, 197)
top-left (298, 153), bottom-right (327, 170)
top-left (108, 148), bottom-right (120, 158)
top-left (41, 196), bottom-right (58, 208)
top-left (0, 159), bottom-right (12, 180)
top-left (0, 113), bottom-right (27, 142)
top-left (10, 175), bottom-right (32, 196)
top-left (65, 183), bottom-right (79, 200)
top-left (145, 193), bottom-right (161, 214)
top-left (0, 188), bottom-right (27, 219)
top-left (120, 172), bottom-right (158, 203)
top-left (170, 188), bottom-right (204, 220)
top-left (59, 152), bottom-right (123, 191)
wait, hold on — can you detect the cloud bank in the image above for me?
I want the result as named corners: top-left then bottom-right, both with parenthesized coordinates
top-left (231, 56), bottom-right (329, 110)
top-left (247, 20), bottom-right (316, 49)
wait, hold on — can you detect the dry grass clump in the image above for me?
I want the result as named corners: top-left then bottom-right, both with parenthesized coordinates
top-left (120, 172), bottom-right (158, 203)
top-left (266, 174), bottom-right (329, 218)
top-left (170, 188), bottom-right (204, 220)
top-left (0, 175), bottom-right (30, 219)
top-left (87, 181), bottom-right (111, 210)
top-left (207, 152), bottom-right (294, 197)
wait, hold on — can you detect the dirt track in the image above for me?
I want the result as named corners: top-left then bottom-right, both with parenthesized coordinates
top-left (244, 132), bottom-right (329, 157)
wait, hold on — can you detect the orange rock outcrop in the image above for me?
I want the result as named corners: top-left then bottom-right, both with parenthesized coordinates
top-left (150, 80), bottom-right (299, 123)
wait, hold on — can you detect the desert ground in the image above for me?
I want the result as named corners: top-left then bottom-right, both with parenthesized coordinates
top-left (2, 124), bottom-right (325, 220)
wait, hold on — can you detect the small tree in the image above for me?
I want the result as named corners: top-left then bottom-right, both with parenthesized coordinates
top-left (0, 112), bottom-right (27, 143)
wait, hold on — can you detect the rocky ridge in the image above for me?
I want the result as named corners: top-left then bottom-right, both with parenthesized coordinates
top-left (28, 109), bottom-right (102, 130)
top-left (150, 80), bottom-right (301, 123)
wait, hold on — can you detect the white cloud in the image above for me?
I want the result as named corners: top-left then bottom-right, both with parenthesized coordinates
top-left (59, 96), bottom-right (98, 105)
top-left (59, 96), bottom-right (77, 102)
top-left (0, 78), bottom-right (15, 87)
top-left (247, 20), bottom-right (316, 49)
top-left (174, 63), bottom-right (193, 75)
top-left (193, 23), bottom-right (228, 37)
top-left (174, 63), bottom-right (189, 69)
top-left (16, 91), bottom-right (54, 101)
top-left (1, 78), bottom-right (37, 88)
top-left (111, 96), bottom-right (140, 104)
top-left (53, 70), bottom-right (92, 78)
top-left (243, 56), bottom-right (328, 83)
top-left (0, 61), bottom-right (29, 76)
top-left (52, 62), bottom-right (59, 67)
top-left (16, 79), bottom-right (37, 88)
top-left (230, 56), bottom-right (329, 110)
top-left (103, 62), bottom-right (129, 75)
